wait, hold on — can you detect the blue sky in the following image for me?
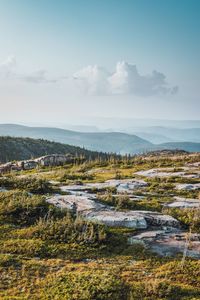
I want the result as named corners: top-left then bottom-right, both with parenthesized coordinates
top-left (0, 0), bottom-right (199, 125)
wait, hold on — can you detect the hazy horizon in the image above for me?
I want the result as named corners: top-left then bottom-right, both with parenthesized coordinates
top-left (0, 116), bottom-right (200, 132)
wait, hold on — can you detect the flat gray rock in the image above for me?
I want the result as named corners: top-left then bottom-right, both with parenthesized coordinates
top-left (83, 209), bottom-right (147, 229)
top-left (135, 167), bottom-right (200, 179)
top-left (128, 230), bottom-right (200, 258)
top-left (164, 197), bottom-right (200, 208)
top-left (47, 194), bottom-right (104, 212)
top-left (135, 168), bottom-right (185, 178)
top-left (132, 210), bottom-right (180, 227)
top-left (47, 194), bottom-right (179, 229)
top-left (60, 179), bottom-right (147, 194)
top-left (176, 183), bottom-right (200, 190)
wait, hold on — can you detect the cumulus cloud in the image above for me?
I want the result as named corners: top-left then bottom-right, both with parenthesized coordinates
top-left (0, 56), bottom-right (178, 94)
top-left (74, 61), bottom-right (178, 97)
top-left (0, 55), bottom-right (16, 78)
top-left (0, 56), bottom-right (58, 84)
top-left (73, 65), bottom-right (110, 95)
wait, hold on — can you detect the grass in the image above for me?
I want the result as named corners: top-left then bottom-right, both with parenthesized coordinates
top-left (0, 152), bottom-right (200, 299)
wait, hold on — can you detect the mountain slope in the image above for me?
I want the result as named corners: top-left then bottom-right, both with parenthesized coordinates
top-left (0, 124), bottom-right (152, 154)
top-left (130, 126), bottom-right (200, 143)
top-left (158, 142), bottom-right (200, 153)
top-left (0, 136), bottom-right (111, 163)
top-left (133, 132), bottom-right (174, 144)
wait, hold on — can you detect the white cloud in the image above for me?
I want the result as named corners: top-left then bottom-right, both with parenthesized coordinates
top-left (73, 65), bottom-right (110, 95)
top-left (20, 70), bottom-right (58, 84)
top-left (74, 61), bottom-right (178, 97)
top-left (0, 55), bottom-right (16, 68)
top-left (0, 56), bottom-right (58, 84)
top-left (0, 56), bottom-right (178, 94)
top-left (0, 55), bottom-right (16, 78)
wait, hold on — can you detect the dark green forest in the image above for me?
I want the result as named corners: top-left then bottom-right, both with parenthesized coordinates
top-left (0, 136), bottom-right (113, 163)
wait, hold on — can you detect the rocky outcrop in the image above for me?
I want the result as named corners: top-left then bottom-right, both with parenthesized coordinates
top-left (176, 183), bottom-right (200, 190)
top-left (132, 210), bottom-right (180, 227)
top-left (135, 168), bottom-right (185, 178)
top-left (18, 160), bottom-right (38, 170)
top-left (60, 179), bottom-right (148, 193)
top-left (128, 230), bottom-right (200, 258)
top-left (164, 197), bottom-right (200, 209)
top-left (0, 162), bottom-right (21, 174)
top-left (47, 194), bottom-right (105, 212)
top-left (135, 167), bottom-right (200, 179)
top-left (35, 154), bottom-right (73, 167)
top-left (47, 193), bottom-right (179, 229)
top-left (47, 194), bottom-right (147, 229)
top-left (0, 154), bottom-right (74, 174)
top-left (48, 179), bottom-right (180, 229)
top-left (83, 209), bottom-right (147, 229)
top-left (187, 162), bottom-right (200, 168)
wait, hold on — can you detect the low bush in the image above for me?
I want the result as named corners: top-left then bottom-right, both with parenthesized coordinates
top-left (40, 269), bottom-right (128, 300)
top-left (0, 176), bottom-right (53, 194)
top-left (33, 216), bottom-right (108, 244)
top-left (0, 191), bottom-right (66, 225)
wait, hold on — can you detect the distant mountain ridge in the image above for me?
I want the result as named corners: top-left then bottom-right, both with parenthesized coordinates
top-left (130, 126), bottom-right (200, 143)
top-left (156, 142), bottom-right (200, 153)
top-left (0, 124), bottom-right (152, 154)
top-left (0, 124), bottom-right (200, 154)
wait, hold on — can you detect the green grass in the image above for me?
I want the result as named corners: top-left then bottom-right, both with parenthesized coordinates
top-left (0, 152), bottom-right (200, 299)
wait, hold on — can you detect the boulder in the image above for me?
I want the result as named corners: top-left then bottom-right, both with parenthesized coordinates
top-left (18, 160), bottom-right (38, 170)
top-left (35, 154), bottom-right (73, 167)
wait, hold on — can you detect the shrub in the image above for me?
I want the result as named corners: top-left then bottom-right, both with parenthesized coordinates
top-left (40, 269), bottom-right (128, 300)
top-left (33, 216), bottom-right (108, 244)
top-left (0, 191), bottom-right (66, 226)
top-left (0, 239), bottom-right (48, 257)
top-left (163, 207), bottom-right (200, 232)
top-left (60, 172), bottom-right (94, 182)
top-left (0, 176), bottom-right (53, 194)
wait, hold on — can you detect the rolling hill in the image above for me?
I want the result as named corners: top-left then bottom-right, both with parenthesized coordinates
top-left (0, 136), bottom-right (111, 163)
top-left (0, 124), bottom-right (152, 154)
top-left (157, 142), bottom-right (200, 153)
top-left (130, 126), bottom-right (200, 143)
top-left (0, 124), bottom-right (200, 155)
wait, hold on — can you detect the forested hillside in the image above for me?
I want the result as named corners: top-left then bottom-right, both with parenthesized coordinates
top-left (0, 136), bottom-right (111, 163)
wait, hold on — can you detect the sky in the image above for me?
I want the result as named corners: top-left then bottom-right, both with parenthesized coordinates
top-left (0, 0), bottom-right (199, 126)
